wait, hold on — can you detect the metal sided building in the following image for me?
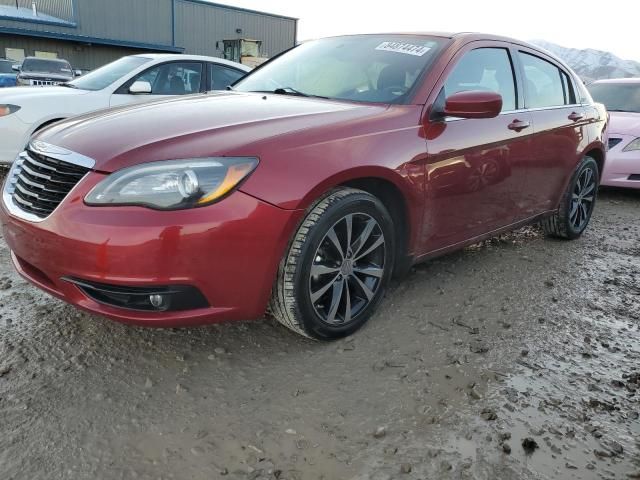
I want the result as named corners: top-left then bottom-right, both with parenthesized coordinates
top-left (0, 0), bottom-right (297, 70)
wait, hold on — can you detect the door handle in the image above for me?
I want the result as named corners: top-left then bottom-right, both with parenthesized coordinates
top-left (568, 112), bottom-right (584, 121)
top-left (508, 119), bottom-right (531, 132)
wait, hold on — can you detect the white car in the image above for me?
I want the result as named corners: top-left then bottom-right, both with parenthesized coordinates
top-left (0, 54), bottom-right (250, 165)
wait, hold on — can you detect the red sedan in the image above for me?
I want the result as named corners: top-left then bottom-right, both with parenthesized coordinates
top-left (1, 33), bottom-right (607, 340)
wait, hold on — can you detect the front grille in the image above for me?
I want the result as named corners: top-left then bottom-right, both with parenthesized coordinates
top-left (608, 137), bottom-right (623, 150)
top-left (7, 149), bottom-right (90, 219)
top-left (31, 80), bottom-right (60, 86)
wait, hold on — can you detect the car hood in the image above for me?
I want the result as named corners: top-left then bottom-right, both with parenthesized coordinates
top-left (0, 85), bottom-right (90, 102)
top-left (609, 111), bottom-right (640, 136)
top-left (36, 91), bottom-right (389, 173)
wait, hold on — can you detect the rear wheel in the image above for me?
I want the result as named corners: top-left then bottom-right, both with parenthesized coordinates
top-left (270, 188), bottom-right (395, 340)
top-left (541, 156), bottom-right (599, 239)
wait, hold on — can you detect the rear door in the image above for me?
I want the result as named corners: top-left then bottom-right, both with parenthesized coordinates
top-left (514, 49), bottom-right (589, 217)
top-left (109, 61), bottom-right (205, 107)
top-left (422, 44), bottom-right (533, 252)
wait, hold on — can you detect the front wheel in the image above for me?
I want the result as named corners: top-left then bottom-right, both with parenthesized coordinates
top-left (270, 188), bottom-right (395, 340)
top-left (541, 156), bottom-right (599, 239)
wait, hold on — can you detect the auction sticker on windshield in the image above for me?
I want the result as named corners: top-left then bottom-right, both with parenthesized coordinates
top-left (375, 42), bottom-right (432, 56)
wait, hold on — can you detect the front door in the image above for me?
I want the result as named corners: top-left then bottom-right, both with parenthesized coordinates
top-left (422, 46), bottom-right (533, 253)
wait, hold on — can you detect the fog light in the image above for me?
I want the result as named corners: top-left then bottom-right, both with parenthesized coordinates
top-left (149, 294), bottom-right (165, 308)
top-left (62, 277), bottom-right (209, 312)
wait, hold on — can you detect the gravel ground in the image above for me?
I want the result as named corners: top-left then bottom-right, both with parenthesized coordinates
top-left (0, 188), bottom-right (638, 480)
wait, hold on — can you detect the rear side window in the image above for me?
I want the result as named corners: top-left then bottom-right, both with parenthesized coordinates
top-left (519, 52), bottom-right (575, 108)
top-left (209, 64), bottom-right (245, 90)
top-left (444, 48), bottom-right (517, 112)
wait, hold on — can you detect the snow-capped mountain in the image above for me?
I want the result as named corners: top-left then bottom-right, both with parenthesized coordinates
top-left (530, 40), bottom-right (640, 82)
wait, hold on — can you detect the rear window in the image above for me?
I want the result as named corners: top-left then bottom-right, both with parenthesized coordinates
top-left (587, 83), bottom-right (640, 113)
top-left (0, 61), bottom-right (13, 74)
top-left (21, 58), bottom-right (72, 75)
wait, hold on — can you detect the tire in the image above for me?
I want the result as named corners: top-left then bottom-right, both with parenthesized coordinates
top-left (541, 156), bottom-right (599, 239)
top-left (270, 188), bottom-right (395, 340)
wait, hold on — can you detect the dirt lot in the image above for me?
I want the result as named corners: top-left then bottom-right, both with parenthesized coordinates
top-left (0, 188), bottom-right (638, 480)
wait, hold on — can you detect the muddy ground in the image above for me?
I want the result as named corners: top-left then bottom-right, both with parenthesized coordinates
top-left (0, 188), bottom-right (639, 480)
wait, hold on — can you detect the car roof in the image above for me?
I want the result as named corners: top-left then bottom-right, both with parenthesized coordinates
top-left (130, 53), bottom-right (251, 71)
top-left (312, 32), bottom-right (560, 56)
top-left (591, 78), bottom-right (640, 84)
top-left (318, 32), bottom-right (537, 45)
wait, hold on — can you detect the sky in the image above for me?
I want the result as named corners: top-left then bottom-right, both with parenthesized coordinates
top-left (220, 0), bottom-right (639, 62)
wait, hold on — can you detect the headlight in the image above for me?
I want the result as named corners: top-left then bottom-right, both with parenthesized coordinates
top-left (85, 157), bottom-right (259, 210)
top-left (623, 138), bottom-right (640, 152)
top-left (0, 105), bottom-right (21, 117)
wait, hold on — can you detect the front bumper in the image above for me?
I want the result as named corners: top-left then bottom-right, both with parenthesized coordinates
top-left (0, 114), bottom-right (31, 166)
top-left (1, 171), bottom-right (303, 327)
top-left (602, 134), bottom-right (640, 188)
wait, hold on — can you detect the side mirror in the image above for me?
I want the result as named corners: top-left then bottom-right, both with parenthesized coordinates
top-left (443, 90), bottom-right (503, 119)
top-left (12, 65), bottom-right (20, 72)
top-left (74, 70), bottom-right (82, 77)
top-left (129, 80), bottom-right (152, 94)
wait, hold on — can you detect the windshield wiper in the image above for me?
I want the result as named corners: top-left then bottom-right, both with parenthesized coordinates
top-left (253, 87), bottom-right (328, 100)
top-left (275, 87), bottom-right (328, 99)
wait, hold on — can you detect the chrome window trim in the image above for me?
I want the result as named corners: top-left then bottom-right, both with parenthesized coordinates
top-left (443, 104), bottom-right (583, 122)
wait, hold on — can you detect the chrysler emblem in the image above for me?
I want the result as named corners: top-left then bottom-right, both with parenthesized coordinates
top-left (30, 140), bottom-right (72, 156)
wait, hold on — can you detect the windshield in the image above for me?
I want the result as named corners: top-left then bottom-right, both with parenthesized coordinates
top-left (0, 61), bottom-right (13, 74)
top-left (234, 35), bottom-right (447, 104)
top-left (68, 56), bottom-right (151, 91)
top-left (588, 82), bottom-right (640, 113)
top-left (21, 58), bottom-right (72, 75)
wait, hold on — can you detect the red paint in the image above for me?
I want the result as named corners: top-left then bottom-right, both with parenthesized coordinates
top-left (444, 91), bottom-right (503, 119)
top-left (2, 173), bottom-right (303, 326)
top-left (0, 33), bottom-right (607, 327)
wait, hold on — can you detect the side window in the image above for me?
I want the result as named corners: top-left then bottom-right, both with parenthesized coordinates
top-left (444, 48), bottom-right (517, 112)
top-left (518, 52), bottom-right (570, 108)
top-left (209, 64), bottom-right (245, 90)
top-left (136, 68), bottom-right (160, 86)
top-left (131, 62), bottom-right (203, 95)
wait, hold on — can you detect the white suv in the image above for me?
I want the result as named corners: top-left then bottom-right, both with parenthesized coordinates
top-left (0, 54), bottom-right (250, 165)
